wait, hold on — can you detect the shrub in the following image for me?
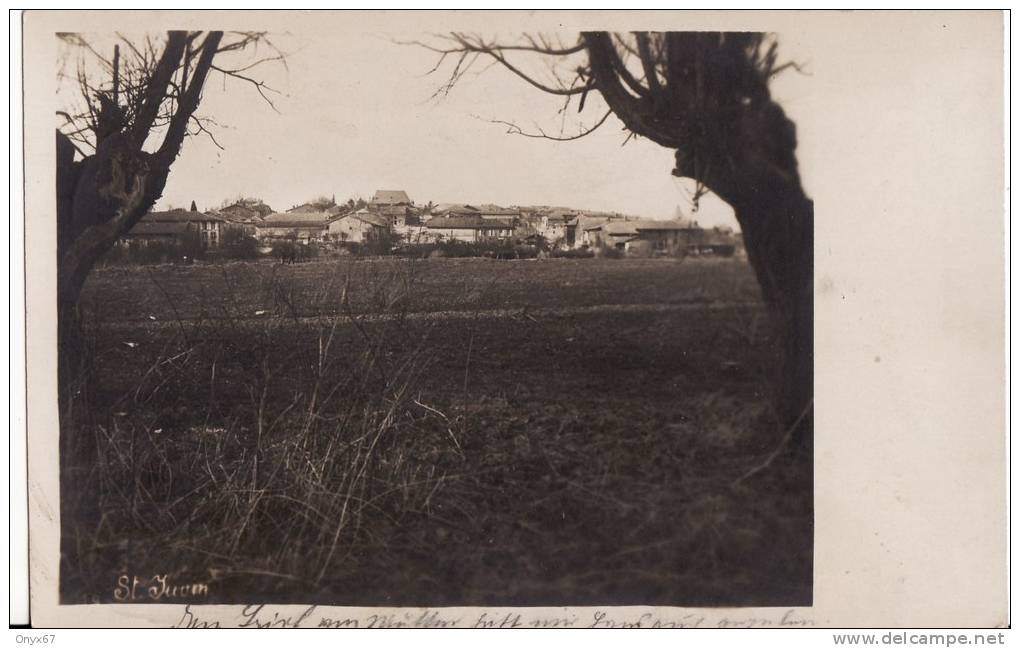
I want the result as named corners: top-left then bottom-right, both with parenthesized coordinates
top-left (179, 230), bottom-right (205, 261)
top-left (550, 247), bottom-right (595, 259)
top-left (432, 239), bottom-right (539, 259)
top-left (511, 244), bottom-right (540, 259)
top-left (437, 240), bottom-right (484, 258)
top-left (391, 243), bottom-right (436, 258)
top-left (362, 229), bottom-right (398, 257)
top-left (221, 228), bottom-right (260, 260)
top-left (271, 241), bottom-right (318, 263)
top-left (300, 243), bottom-right (319, 260)
top-left (100, 239), bottom-right (199, 266)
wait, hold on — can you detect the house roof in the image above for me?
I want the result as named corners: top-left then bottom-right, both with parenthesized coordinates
top-left (544, 213), bottom-right (576, 223)
top-left (257, 211), bottom-right (331, 229)
top-left (371, 190), bottom-right (411, 205)
top-left (127, 221), bottom-right (191, 236)
top-left (432, 203), bottom-right (476, 215)
top-left (287, 199), bottom-right (337, 213)
top-left (545, 208), bottom-right (579, 220)
top-left (446, 209), bottom-right (520, 220)
top-left (142, 209), bottom-right (224, 223)
top-left (604, 221), bottom-right (640, 236)
top-left (633, 219), bottom-right (693, 231)
top-left (584, 218), bottom-right (693, 233)
top-left (473, 204), bottom-right (520, 216)
top-left (426, 216), bottom-right (515, 230)
top-left (333, 212), bottom-right (389, 228)
top-left (374, 205), bottom-right (410, 216)
top-left (432, 203), bottom-right (518, 218)
top-left (256, 223), bottom-right (328, 230)
top-left (217, 207), bottom-right (263, 223)
top-left (581, 217), bottom-right (614, 231)
top-left (357, 213), bottom-right (389, 227)
top-left (221, 200), bottom-right (273, 217)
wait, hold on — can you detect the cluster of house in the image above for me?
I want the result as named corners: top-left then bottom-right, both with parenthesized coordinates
top-left (121, 189), bottom-right (742, 257)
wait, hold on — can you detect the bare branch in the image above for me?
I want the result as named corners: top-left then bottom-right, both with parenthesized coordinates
top-left (603, 35), bottom-right (649, 98)
top-left (189, 114), bottom-right (225, 150)
top-left (481, 108), bottom-right (613, 142)
top-left (409, 33), bottom-right (589, 97)
top-left (635, 32), bottom-right (663, 96)
top-left (157, 31), bottom-right (224, 161)
top-left (582, 32), bottom-right (679, 148)
top-left (129, 31), bottom-right (188, 146)
top-left (210, 64), bottom-right (282, 112)
top-left (770, 60), bottom-right (810, 77)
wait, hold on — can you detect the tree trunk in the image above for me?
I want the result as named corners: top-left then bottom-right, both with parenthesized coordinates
top-left (56, 130), bottom-right (90, 460)
top-left (56, 31), bottom-right (222, 472)
top-left (57, 131), bottom-right (161, 476)
top-left (732, 185), bottom-right (813, 456)
top-left (666, 94), bottom-right (814, 457)
top-left (584, 32), bottom-right (813, 454)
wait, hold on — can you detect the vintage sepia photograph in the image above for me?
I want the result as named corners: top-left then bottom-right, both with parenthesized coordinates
top-left (50, 18), bottom-right (819, 610)
top-left (15, 6), bottom-right (1011, 632)
top-left (51, 20), bottom-right (816, 608)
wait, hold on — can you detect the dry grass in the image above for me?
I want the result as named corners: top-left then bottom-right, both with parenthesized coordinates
top-left (61, 256), bottom-right (811, 606)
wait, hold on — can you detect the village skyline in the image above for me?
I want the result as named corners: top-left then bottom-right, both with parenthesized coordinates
top-left (160, 191), bottom-right (707, 225)
top-left (59, 30), bottom-right (815, 231)
top-left (126, 188), bottom-right (741, 259)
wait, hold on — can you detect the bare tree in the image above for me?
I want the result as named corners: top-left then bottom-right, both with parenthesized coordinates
top-left (417, 32), bottom-right (813, 452)
top-left (54, 30), bottom-right (286, 490)
top-left (56, 31), bottom-right (284, 358)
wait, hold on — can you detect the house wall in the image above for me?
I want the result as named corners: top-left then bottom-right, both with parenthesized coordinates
top-left (565, 225), bottom-right (577, 248)
top-left (609, 233), bottom-right (634, 249)
top-left (480, 227), bottom-right (513, 239)
top-left (427, 227), bottom-right (479, 242)
top-left (425, 227), bottom-right (514, 242)
top-left (120, 234), bottom-right (181, 248)
top-left (628, 230), bottom-right (691, 256)
top-left (328, 218), bottom-right (379, 243)
top-left (194, 220), bottom-right (224, 248)
top-left (538, 220), bottom-right (569, 243)
top-left (398, 224), bottom-right (430, 243)
top-left (582, 229), bottom-right (605, 248)
top-left (226, 222), bottom-right (258, 237)
top-left (256, 226), bottom-right (325, 242)
top-left (623, 239), bottom-right (654, 257)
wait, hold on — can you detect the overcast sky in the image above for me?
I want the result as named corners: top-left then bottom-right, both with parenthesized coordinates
top-left (60, 30), bottom-right (816, 229)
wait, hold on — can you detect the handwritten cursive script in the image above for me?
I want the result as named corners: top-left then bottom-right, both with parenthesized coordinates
top-left (172, 605), bottom-right (815, 629)
top-left (114, 574), bottom-right (209, 602)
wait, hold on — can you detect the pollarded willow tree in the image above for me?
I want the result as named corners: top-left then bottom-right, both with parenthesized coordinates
top-left (419, 32), bottom-right (813, 452)
top-left (56, 31), bottom-right (285, 477)
top-left (56, 30), bottom-right (284, 375)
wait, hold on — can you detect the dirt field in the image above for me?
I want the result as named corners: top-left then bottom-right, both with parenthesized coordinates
top-left (62, 257), bottom-right (812, 607)
top-left (83, 256), bottom-right (764, 321)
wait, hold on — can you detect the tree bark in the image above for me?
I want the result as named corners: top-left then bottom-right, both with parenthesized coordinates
top-left (671, 101), bottom-right (814, 456)
top-left (582, 35), bottom-right (813, 449)
top-left (734, 188), bottom-right (813, 454)
top-left (56, 31), bottom-right (223, 386)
